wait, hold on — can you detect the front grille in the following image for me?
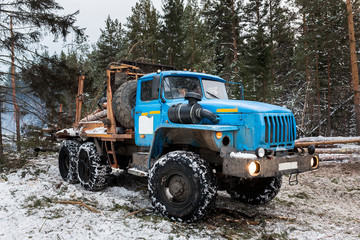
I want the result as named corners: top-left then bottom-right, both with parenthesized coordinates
top-left (264, 114), bottom-right (296, 147)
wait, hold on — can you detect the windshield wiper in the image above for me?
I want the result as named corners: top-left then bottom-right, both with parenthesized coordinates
top-left (206, 91), bottom-right (219, 99)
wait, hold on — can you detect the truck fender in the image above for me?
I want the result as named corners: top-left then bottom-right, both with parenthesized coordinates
top-left (147, 125), bottom-right (237, 169)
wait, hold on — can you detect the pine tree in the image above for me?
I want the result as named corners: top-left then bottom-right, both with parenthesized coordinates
top-left (161, 0), bottom-right (186, 67)
top-left (182, 0), bottom-right (212, 71)
top-left (95, 16), bottom-right (126, 69)
top-left (266, 0), bottom-right (296, 104)
top-left (202, 0), bottom-right (242, 83)
top-left (0, 0), bottom-right (84, 152)
top-left (126, 0), bottom-right (161, 63)
top-left (21, 49), bottom-right (94, 128)
top-left (242, 0), bottom-right (271, 102)
top-left (87, 16), bottom-right (126, 89)
top-left (293, 0), bottom-right (350, 136)
top-left (346, 0), bottom-right (360, 136)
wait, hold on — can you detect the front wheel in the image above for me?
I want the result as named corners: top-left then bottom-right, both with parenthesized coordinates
top-left (77, 142), bottom-right (111, 191)
top-left (227, 177), bottom-right (282, 205)
top-left (148, 151), bottom-right (216, 222)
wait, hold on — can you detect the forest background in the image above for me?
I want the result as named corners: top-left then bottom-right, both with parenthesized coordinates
top-left (1, 0), bottom-right (360, 155)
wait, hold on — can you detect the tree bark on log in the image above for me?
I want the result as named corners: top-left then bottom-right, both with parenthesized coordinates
top-left (295, 138), bottom-right (360, 147)
top-left (80, 110), bottom-right (107, 122)
top-left (319, 154), bottom-right (358, 161)
top-left (315, 148), bottom-right (360, 154)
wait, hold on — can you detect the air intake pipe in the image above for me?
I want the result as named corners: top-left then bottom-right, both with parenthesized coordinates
top-left (168, 92), bottom-right (219, 124)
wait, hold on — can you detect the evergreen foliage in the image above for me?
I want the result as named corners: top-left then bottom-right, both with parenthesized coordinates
top-left (125, 0), bottom-right (161, 63)
top-left (94, 16), bottom-right (126, 70)
top-left (161, 0), bottom-right (186, 67)
top-left (2, 0), bottom-right (360, 138)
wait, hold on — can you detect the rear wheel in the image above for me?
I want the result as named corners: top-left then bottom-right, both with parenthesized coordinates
top-left (58, 140), bottom-right (80, 183)
top-left (227, 177), bottom-right (282, 205)
top-left (148, 151), bottom-right (216, 222)
top-left (77, 142), bottom-right (111, 191)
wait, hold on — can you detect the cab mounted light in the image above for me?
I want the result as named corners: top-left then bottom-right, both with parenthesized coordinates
top-left (308, 145), bottom-right (316, 154)
top-left (255, 147), bottom-right (266, 158)
top-left (215, 132), bottom-right (223, 139)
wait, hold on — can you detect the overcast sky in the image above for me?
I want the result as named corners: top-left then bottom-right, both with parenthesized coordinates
top-left (46, 0), bottom-right (163, 53)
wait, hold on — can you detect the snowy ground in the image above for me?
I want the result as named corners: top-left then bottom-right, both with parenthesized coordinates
top-left (1, 153), bottom-right (360, 240)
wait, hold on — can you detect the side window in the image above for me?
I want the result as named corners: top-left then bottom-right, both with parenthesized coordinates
top-left (141, 80), bottom-right (157, 101)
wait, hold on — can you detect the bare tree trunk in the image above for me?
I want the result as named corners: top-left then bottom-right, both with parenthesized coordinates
top-left (0, 87), bottom-right (3, 162)
top-left (0, 109), bottom-right (3, 163)
top-left (190, 7), bottom-right (195, 66)
top-left (230, 0), bottom-right (238, 69)
top-left (326, 54), bottom-right (332, 136)
top-left (68, 95), bottom-right (72, 122)
top-left (301, 10), bottom-right (310, 131)
top-left (346, 0), bottom-right (360, 135)
top-left (10, 15), bottom-right (21, 152)
top-left (316, 54), bottom-right (321, 135)
top-left (269, 0), bottom-right (275, 103)
top-left (255, 0), bottom-right (266, 101)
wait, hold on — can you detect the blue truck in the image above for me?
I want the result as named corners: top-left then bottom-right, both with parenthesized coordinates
top-left (56, 62), bottom-right (319, 222)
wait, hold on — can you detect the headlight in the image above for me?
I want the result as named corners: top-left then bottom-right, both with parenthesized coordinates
top-left (248, 161), bottom-right (261, 176)
top-left (255, 147), bottom-right (266, 158)
top-left (311, 156), bottom-right (319, 168)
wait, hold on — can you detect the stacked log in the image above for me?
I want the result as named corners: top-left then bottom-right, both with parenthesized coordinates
top-left (295, 138), bottom-right (360, 148)
top-left (295, 137), bottom-right (360, 161)
top-left (80, 109), bottom-right (107, 122)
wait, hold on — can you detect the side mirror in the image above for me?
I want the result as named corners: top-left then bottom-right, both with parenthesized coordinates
top-left (152, 74), bottom-right (160, 99)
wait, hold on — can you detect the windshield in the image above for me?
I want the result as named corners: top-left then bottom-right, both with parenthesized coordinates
top-left (203, 79), bottom-right (228, 99)
top-left (163, 76), bottom-right (202, 99)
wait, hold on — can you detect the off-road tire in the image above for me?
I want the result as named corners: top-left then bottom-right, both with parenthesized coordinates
top-left (227, 177), bottom-right (282, 205)
top-left (112, 80), bottom-right (137, 129)
top-left (148, 151), bottom-right (216, 222)
top-left (58, 140), bottom-right (80, 183)
top-left (77, 142), bottom-right (111, 191)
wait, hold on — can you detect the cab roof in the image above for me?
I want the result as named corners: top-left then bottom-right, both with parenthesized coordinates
top-left (139, 70), bottom-right (226, 82)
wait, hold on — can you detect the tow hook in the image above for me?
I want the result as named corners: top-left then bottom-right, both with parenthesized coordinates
top-left (289, 173), bottom-right (298, 186)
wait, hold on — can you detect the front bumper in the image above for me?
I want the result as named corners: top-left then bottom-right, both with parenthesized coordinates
top-left (222, 150), bottom-right (319, 178)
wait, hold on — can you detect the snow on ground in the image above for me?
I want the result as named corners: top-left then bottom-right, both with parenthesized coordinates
top-left (0, 153), bottom-right (360, 239)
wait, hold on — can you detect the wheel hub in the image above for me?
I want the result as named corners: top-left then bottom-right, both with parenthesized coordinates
top-left (168, 175), bottom-right (190, 202)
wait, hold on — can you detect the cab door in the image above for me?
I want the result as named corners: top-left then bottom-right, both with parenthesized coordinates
top-left (134, 77), bottom-right (162, 147)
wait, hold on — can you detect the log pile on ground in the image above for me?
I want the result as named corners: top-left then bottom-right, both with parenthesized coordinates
top-left (295, 137), bottom-right (360, 161)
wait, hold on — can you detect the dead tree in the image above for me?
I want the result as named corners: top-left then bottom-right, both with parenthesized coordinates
top-left (346, 0), bottom-right (360, 135)
top-left (10, 15), bottom-right (21, 152)
top-left (0, 87), bottom-right (4, 163)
